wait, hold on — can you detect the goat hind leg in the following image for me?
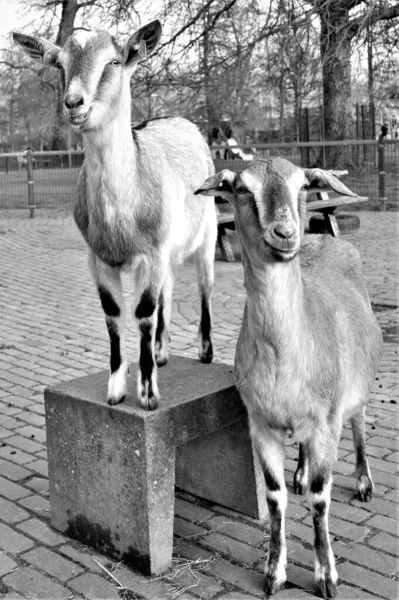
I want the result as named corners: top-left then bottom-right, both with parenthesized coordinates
top-left (293, 443), bottom-right (309, 495)
top-left (155, 268), bottom-right (173, 367)
top-left (251, 422), bottom-right (287, 597)
top-left (308, 438), bottom-right (338, 599)
top-left (91, 256), bottom-right (128, 406)
top-left (195, 238), bottom-right (214, 364)
top-left (135, 287), bottom-right (160, 410)
top-left (351, 408), bottom-right (373, 502)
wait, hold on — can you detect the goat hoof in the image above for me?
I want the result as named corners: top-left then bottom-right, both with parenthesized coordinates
top-left (141, 393), bottom-right (159, 411)
top-left (107, 394), bottom-right (126, 406)
top-left (199, 340), bottom-right (213, 364)
top-left (356, 474), bottom-right (373, 502)
top-left (263, 573), bottom-right (285, 597)
top-left (155, 354), bottom-right (168, 368)
top-left (317, 575), bottom-right (337, 599)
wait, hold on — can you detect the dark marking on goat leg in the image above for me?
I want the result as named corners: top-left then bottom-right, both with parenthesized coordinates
top-left (257, 454), bottom-right (281, 492)
top-left (264, 497), bottom-right (285, 597)
top-left (199, 295), bottom-right (213, 363)
top-left (106, 319), bottom-right (121, 374)
top-left (155, 291), bottom-right (168, 367)
top-left (312, 500), bottom-right (337, 599)
top-left (135, 288), bottom-right (156, 320)
top-left (99, 285), bottom-right (120, 318)
top-left (293, 443), bottom-right (308, 495)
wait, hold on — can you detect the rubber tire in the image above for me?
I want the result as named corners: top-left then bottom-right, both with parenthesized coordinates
top-left (309, 213), bottom-right (360, 235)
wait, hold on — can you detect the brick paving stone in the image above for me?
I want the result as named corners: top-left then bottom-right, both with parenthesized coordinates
top-left (0, 497), bottom-right (30, 523)
top-left (13, 425), bottom-right (46, 444)
top-left (15, 412), bottom-right (45, 427)
top-left (167, 567), bottom-right (223, 599)
top-left (206, 557), bottom-right (265, 596)
top-left (21, 546), bottom-right (84, 582)
top-left (24, 459), bottom-right (48, 477)
top-left (285, 564), bottom-right (317, 594)
top-left (0, 522), bottom-right (34, 553)
top-left (2, 566), bottom-right (70, 599)
top-left (174, 516), bottom-right (208, 540)
top-left (0, 553), bottom-right (18, 577)
top-left (200, 532), bottom-right (264, 567)
top-left (205, 516), bottom-right (266, 547)
top-left (336, 584), bottom-right (383, 599)
top-left (333, 540), bottom-right (398, 576)
top-left (365, 514), bottom-right (399, 535)
top-left (112, 567), bottom-right (173, 600)
top-left (24, 477), bottom-right (49, 495)
top-left (5, 434), bottom-right (44, 454)
top-left (17, 518), bottom-right (66, 546)
top-left (58, 544), bottom-right (109, 574)
top-left (0, 426), bottom-right (13, 440)
top-left (18, 493), bottom-right (50, 515)
top-left (0, 445), bottom-right (35, 466)
top-left (174, 497), bottom-right (215, 524)
top-left (0, 459), bottom-right (31, 481)
top-left (368, 532), bottom-right (399, 556)
top-left (337, 561), bottom-right (399, 599)
top-left (0, 476), bottom-right (32, 500)
top-left (68, 572), bottom-right (120, 599)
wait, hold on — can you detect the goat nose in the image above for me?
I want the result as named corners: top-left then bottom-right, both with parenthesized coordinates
top-left (273, 223), bottom-right (295, 240)
top-left (64, 93), bottom-right (84, 110)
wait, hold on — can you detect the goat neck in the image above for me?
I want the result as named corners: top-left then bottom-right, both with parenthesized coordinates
top-left (82, 79), bottom-right (135, 173)
top-left (241, 243), bottom-right (304, 346)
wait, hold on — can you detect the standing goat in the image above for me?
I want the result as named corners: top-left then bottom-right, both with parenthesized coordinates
top-left (196, 158), bottom-right (382, 599)
top-left (14, 21), bottom-right (217, 410)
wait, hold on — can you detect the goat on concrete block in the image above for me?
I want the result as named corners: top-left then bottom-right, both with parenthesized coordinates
top-left (13, 21), bottom-right (217, 410)
top-left (195, 157), bottom-right (382, 599)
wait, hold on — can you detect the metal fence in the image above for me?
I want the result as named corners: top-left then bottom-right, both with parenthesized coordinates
top-left (0, 141), bottom-right (397, 216)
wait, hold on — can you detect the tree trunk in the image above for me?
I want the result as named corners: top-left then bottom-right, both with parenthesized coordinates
top-left (51, 0), bottom-right (80, 150)
top-left (316, 2), bottom-right (353, 166)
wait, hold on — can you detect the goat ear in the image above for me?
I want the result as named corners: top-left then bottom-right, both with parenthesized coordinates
top-left (195, 170), bottom-right (235, 202)
top-left (124, 20), bottom-right (162, 66)
top-left (303, 168), bottom-right (357, 197)
top-left (13, 32), bottom-right (60, 67)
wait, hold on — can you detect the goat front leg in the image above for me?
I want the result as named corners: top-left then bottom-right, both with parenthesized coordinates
top-left (90, 254), bottom-right (128, 405)
top-left (250, 421), bottom-right (287, 597)
top-left (293, 443), bottom-right (309, 495)
top-left (351, 408), bottom-right (373, 502)
top-left (307, 435), bottom-right (338, 599)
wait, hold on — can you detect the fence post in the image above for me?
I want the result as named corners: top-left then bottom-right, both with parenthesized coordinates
top-left (378, 142), bottom-right (387, 211)
top-left (26, 150), bottom-right (36, 218)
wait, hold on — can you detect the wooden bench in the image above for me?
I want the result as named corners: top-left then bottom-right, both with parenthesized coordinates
top-left (44, 356), bottom-right (266, 576)
top-left (306, 188), bottom-right (368, 237)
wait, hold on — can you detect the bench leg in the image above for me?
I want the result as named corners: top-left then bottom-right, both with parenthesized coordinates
top-left (327, 213), bottom-right (341, 237)
top-left (218, 225), bottom-right (235, 261)
top-left (45, 393), bottom-right (176, 575)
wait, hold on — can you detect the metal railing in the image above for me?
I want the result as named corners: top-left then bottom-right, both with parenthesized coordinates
top-left (0, 141), bottom-right (396, 216)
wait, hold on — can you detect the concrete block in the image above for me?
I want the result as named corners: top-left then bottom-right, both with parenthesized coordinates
top-left (44, 356), bottom-right (265, 575)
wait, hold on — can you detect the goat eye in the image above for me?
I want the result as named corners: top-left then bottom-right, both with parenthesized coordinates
top-left (236, 187), bottom-right (249, 195)
top-left (55, 62), bottom-right (63, 70)
top-left (110, 60), bottom-right (120, 67)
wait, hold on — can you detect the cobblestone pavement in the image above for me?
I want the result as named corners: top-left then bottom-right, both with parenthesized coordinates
top-left (0, 210), bottom-right (398, 600)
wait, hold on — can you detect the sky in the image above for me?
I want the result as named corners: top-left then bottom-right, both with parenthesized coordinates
top-left (0, 0), bottom-right (24, 41)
